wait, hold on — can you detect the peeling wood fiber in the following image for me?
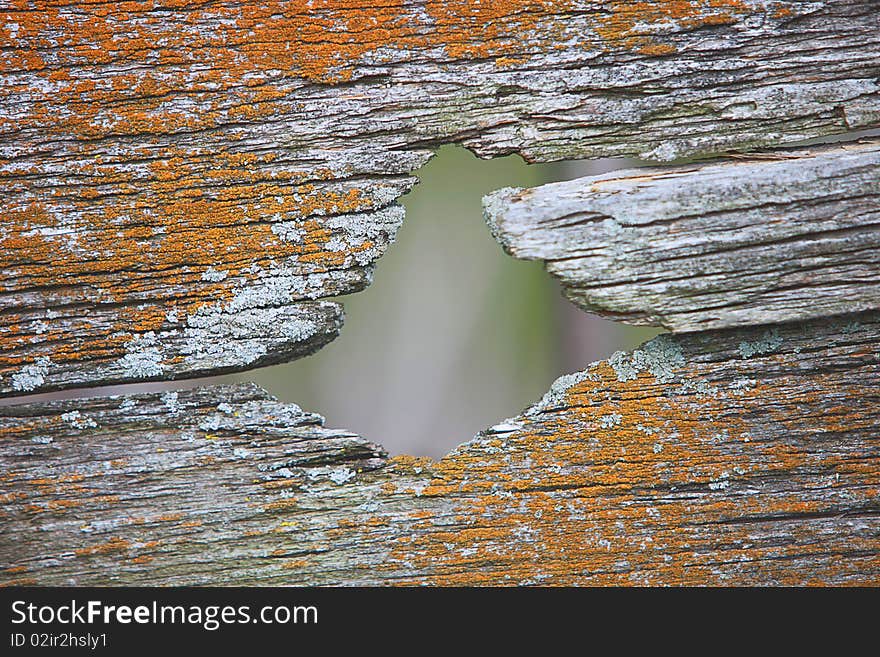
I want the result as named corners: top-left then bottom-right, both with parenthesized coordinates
top-left (2, 313), bottom-right (878, 586)
top-left (2, 1), bottom-right (879, 396)
top-left (484, 141), bottom-right (880, 332)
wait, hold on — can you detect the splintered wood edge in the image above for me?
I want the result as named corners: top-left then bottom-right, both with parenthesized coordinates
top-left (484, 140), bottom-right (880, 332)
top-left (1, 311), bottom-right (878, 586)
top-left (3, 1), bottom-right (879, 396)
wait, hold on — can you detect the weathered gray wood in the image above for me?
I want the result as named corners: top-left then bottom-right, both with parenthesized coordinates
top-left (485, 141), bottom-right (880, 332)
top-left (2, 312), bottom-right (878, 586)
top-left (3, 1), bottom-right (879, 395)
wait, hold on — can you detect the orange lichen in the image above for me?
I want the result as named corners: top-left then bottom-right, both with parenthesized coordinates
top-left (180, 520), bottom-right (203, 528)
top-left (362, 344), bottom-right (878, 585)
top-left (595, 0), bottom-right (761, 52)
top-left (773, 5), bottom-right (793, 18)
top-left (262, 478), bottom-right (301, 490)
top-left (74, 537), bottom-right (132, 557)
top-left (263, 498), bottom-right (299, 512)
top-left (24, 499), bottom-right (83, 514)
top-left (154, 513), bottom-right (185, 523)
top-left (0, 579), bottom-right (39, 587)
top-left (389, 455), bottom-right (434, 472)
top-left (639, 43), bottom-right (678, 56)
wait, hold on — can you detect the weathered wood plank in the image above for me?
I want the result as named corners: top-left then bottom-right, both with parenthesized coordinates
top-left (3, 1), bottom-right (879, 395)
top-left (485, 141), bottom-right (880, 332)
top-left (2, 312), bottom-right (878, 586)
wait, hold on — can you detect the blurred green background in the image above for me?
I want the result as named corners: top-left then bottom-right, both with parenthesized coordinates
top-left (225, 146), bottom-right (658, 457)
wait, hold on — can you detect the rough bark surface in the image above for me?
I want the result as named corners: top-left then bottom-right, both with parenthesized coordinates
top-left (3, 1), bottom-right (879, 396)
top-left (2, 313), bottom-right (878, 586)
top-left (484, 140), bottom-right (880, 332)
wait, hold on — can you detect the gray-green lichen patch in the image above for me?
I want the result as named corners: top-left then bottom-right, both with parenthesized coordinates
top-left (175, 262), bottom-right (359, 373)
top-left (730, 378), bottom-right (757, 393)
top-left (60, 410), bottom-right (98, 430)
top-left (530, 336), bottom-right (685, 415)
top-left (608, 351), bottom-right (639, 382)
top-left (324, 206), bottom-right (405, 264)
top-left (182, 264), bottom-right (330, 369)
top-left (161, 391), bottom-right (181, 414)
top-left (271, 221), bottom-right (305, 244)
top-left (184, 307), bottom-right (319, 367)
top-left (306, 466), bottom-right (356, 486)
top-left (738, 328), bottom-right (783, 358)
top-left (678, 378), bottom-right (720, 397)
top-left (609, 335), bottom-right (685, 384)
top-left (119, 398), bottom-right (138, 411)
top-left (707, 472), bottom-right (731, 491)
top-left (117, 332), bottom-right (166, 378)
top-left (599, 413), bottom-right (622, 428)
top-left (201, 267), bottom-right (229, 282)
top-left (11, 356), bottom-right (52, 392)
top-left (198, 398), bottom-right (311, 434)
top-left (528, 369), bottom-right (595, 415)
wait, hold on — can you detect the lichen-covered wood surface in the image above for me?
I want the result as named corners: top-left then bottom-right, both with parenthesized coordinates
top-left (2, 313), bottom-right (878, 586)
top-left (2, 1), bottom-right (879, 587)
top-left (485, 140), bottom-right (880, 332)
top-left (3, 1), bottom-right (880, 396)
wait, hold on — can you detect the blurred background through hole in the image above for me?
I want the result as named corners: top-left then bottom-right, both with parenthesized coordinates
top-left (225, 146), bottom-right (660, 457)
top-left (1, 146), bottom-right (661, 458)
top-left (6, 134), bottom-right (877, 455)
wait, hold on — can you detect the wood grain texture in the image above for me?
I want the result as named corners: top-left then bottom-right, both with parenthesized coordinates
top-left (2, 312), bottom-right (878, 586)
top-left (485, 140), bottom-right (880, 332)
top-left (3, 1), bottom-right (879, 396)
